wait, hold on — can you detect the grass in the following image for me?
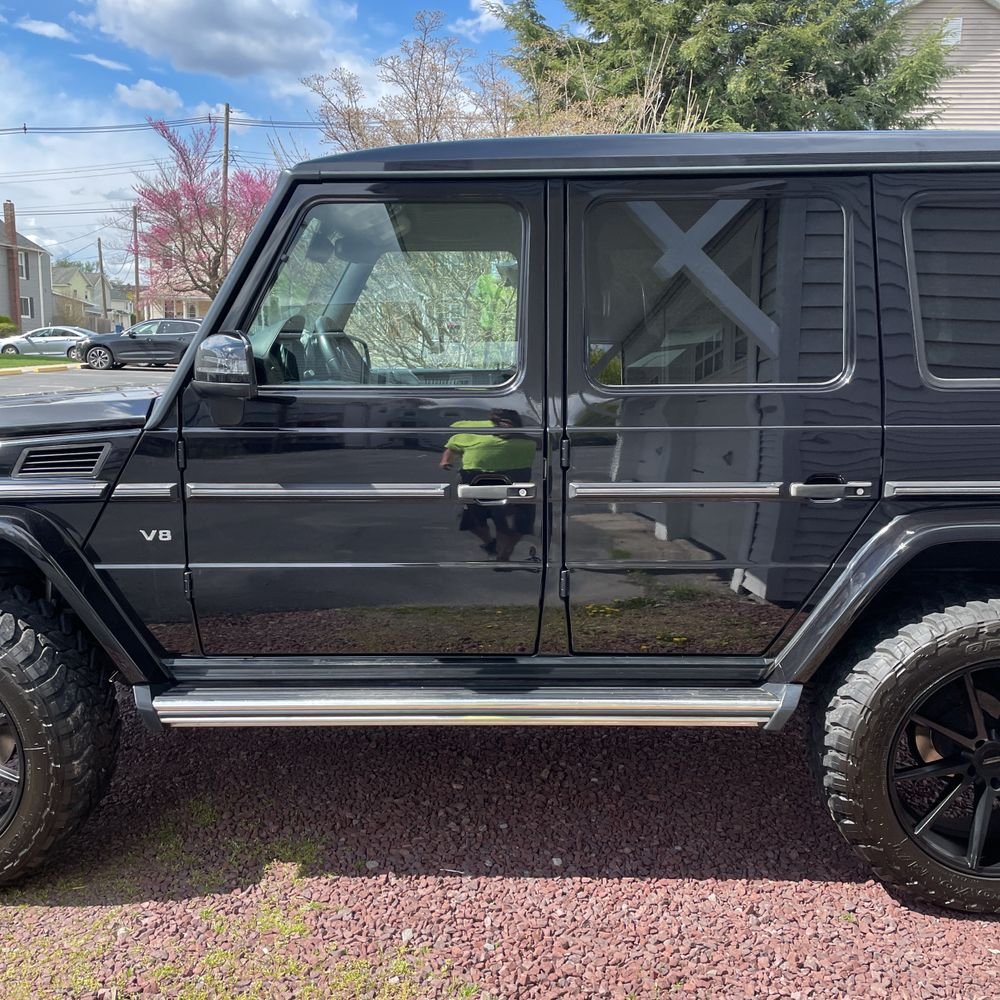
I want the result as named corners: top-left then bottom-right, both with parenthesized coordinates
top-left (0, 353), bottom-right (75, 369)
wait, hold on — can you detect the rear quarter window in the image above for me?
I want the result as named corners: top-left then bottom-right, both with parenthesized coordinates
top-left (907, 198), bottom-right (1000, 383)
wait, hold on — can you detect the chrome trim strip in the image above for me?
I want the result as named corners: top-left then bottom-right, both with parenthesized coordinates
top-left (0, 481), bottom-right (107, 500)
top-left (185, 482), bottom-right (452, 501)
top-left (568, 482), bottom-right (782, 500)
top-left (884, 481), bottom-right (1000, 498)
top-left (152, 684), bottom-right (786, 728)
top-left (112, 483), bottom-right (177, 500)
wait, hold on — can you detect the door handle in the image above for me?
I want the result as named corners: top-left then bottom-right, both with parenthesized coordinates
top-left (457, 482), bottom-right (536, 504)
top-left (789, 481), bottom-right (873, 499)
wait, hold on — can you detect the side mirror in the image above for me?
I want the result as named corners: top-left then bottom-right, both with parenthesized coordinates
top-left (192, 331), bottom-right (257, 400)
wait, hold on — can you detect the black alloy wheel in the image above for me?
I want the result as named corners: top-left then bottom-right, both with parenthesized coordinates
top-left (891, 665), bottom-right (1000, 875)
top-left (0, 699), bottom-right (23, 837)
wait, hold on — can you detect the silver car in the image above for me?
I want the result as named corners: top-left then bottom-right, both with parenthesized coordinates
top-left (0, 326), bottom-right (92, 359)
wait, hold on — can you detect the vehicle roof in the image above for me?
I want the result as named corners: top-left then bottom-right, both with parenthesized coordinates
top-left (293, 131), bottom-right (1000, 178)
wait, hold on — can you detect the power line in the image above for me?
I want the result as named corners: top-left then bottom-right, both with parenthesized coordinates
top-left (0, 116), bottom-right (321, 137)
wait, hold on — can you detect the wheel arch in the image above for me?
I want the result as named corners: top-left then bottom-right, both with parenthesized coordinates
top-left (772, 511), bottom-right (1000, 685)
top-left (0, 508), bottom-right (169, 685)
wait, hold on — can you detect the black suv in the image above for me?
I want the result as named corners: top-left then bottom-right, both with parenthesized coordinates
top-left (6, 132), bottom-right (1000, 910)
top-left (78, 319), bottom-right (200, 370)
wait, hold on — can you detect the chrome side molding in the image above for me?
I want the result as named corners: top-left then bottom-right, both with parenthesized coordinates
top-left (112, 483), bottom-right (178, 500)
top-left (0, 481), bottom-right (107, 500)
top-left (149, 682), bottom-right (800, 730)
top-left (569, 482), bottom-right (782, 501)
top-left (185, 482), bottom-right (452, 501)
top-left (884, 481), bottom-right (1000, 498)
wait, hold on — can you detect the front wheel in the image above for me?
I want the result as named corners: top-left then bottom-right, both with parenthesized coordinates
top-left (0, 587), bottom-right (119, 883)
top-left (816, 598), bottom-right (1000, 912)
top-left (85, 346), bottom-right (114, 370)
top-left (1, 345), bottom-right (18, 356)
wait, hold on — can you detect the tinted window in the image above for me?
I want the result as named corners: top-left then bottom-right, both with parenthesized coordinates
top-left (584, 195), bottom-right (846, 387)
top-left (247, 200), bottom-right (523, 388)
top-left (908, 200), bottom-right (1000, 381)
top-left (160, 321), bottom-right (196, 335)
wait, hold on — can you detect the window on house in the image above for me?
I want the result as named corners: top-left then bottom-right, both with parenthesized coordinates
top-left (17, 251), bottom-right (28, 281)
top-left (944, 17), bottom-right (963, 46)
top-left (19, 296), bottom-right (34, 319)
top-left (186, 303), bottom-right (197, 319)
top-left (163, 300), bottom-right (176, 319)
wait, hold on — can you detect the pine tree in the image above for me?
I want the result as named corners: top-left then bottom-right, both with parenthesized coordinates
top-left (499, 0), bottom-right (952, 131)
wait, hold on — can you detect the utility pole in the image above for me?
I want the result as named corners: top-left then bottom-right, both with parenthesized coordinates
top-left (221, 101), bottom-right (231, 277)
top-left (96, 237), bottom-right (108, 319)
top-left (132, 204), bottom-right (140, 324)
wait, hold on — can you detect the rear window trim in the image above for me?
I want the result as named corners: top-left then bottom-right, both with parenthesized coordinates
top-left (903, 190), bottom-right (1000, 390)
top-left (578, 189), bottom-right (853, 396)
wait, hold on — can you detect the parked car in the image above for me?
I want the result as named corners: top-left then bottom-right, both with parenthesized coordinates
top-left (0, 326), bottom-right (90, 358)
top-left (78, 319), bottom-right (201, 370)
top-left (8, 132), bottom-right (1000, 911)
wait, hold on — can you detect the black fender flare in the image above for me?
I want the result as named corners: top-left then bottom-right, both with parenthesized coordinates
top-left (772, 510), bottom-right (1000, 684)
top-left (0, 507), bottom-right (169, 685)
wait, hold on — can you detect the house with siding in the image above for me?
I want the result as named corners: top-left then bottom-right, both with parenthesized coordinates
top-left (901, 0), bottom-right (1000, 128)
top-left (1, 201), bottom-right (53, 334)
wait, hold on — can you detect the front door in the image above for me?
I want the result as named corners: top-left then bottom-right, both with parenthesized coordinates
top-left (562, 175), bottom-right (882, 659)
top-left (119, 321), bottom-right (158, 362)
top-left (183, 182), bottom-right (547, 658)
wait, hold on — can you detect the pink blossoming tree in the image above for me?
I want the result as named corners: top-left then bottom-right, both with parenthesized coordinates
top-left (134, 121), bottom-right (278, 303)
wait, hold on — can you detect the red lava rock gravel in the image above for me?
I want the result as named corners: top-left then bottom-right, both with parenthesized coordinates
top-left (1, 691), bottom-right (1000, 998)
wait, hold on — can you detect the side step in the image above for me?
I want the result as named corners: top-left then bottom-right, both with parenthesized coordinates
top-left (144, 683), bottom-right (801, 731)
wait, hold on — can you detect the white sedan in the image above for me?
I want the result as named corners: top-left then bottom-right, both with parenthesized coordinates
top-left (0, 326), bottom-right (92, 358)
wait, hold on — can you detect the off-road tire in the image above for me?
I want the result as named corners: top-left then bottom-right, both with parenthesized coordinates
top-left (814, 596), bottom-right (1000, 912)
top-left (0, 586), bottom-right (120, 884)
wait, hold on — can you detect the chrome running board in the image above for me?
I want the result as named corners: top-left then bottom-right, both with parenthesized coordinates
top-left (143, 683), bottom-right (801, 731)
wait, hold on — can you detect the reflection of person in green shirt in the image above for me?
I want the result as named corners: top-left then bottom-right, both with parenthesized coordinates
top-left (440, 409), bottom-right (537, 561)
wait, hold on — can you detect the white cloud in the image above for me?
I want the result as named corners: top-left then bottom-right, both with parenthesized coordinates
top-left (16, 18), bottom-right (77, 41)
top-left (89, 0), bottom-right (357, 78)
top-left (451, 0), bottom-right (503, 41)
top-left (115, 79), bottom-right (183, 113)
top-left (75, 53), bottom-right (131, 71)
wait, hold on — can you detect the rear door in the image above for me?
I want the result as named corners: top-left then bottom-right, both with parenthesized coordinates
top-left (154, 321), bottom-right (194, 362)
top-left (562, 175), bottom-right (881, 661)
top-left (183, 181), bottom-right (548, 659)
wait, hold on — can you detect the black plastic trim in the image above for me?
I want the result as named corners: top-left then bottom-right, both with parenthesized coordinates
top-left (772, 510), bottom-right (1000, 683)
top-left (0, 508), bottom-right (170, 685)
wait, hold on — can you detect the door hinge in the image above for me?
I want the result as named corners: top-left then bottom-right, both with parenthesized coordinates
top-left (183, 570), bottom-right (193, 600)
top-left (560, 439), bottom-right (571, 470)
top-left (176, 439), bottom-right (187, 470)
top-left (559, 568), bottom-right (570, 599)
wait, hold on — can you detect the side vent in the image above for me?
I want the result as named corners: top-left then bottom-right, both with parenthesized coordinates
top-left (13, 442), bottom-right (111, 478)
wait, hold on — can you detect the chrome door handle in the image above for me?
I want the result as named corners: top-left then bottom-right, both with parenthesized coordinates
top-left (789, 481), bottom-right (873, 499)
top-left (457, 482), bottom-right (536, 504)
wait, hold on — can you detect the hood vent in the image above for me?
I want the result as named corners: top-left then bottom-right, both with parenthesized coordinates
top-left (13, 442), bottom-right (111, 478)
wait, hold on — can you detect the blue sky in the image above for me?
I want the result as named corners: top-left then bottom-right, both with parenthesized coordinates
top-left (0, 0), bottom-right (571, 277)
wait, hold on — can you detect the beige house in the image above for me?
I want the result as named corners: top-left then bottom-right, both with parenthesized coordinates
top-left (902, 0), bottom-right (1000, 128)
top-left (141, 293), bottom-right (212, 322)
top-left (51, 265), bottom-right (130, 331)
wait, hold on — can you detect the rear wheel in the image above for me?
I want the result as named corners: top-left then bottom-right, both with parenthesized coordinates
top-left (85, 346), bottom-right (113, 370)
top-left (0, 587), bottom-right (119, 884)
top-left (815, 598), bottom-right (1000, 912)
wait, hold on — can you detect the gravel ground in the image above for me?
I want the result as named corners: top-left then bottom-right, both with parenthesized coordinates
top-left (1, 693), bottom-right (999, 999)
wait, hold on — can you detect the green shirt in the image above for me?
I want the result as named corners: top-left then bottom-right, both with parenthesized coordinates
top-left (445, 420), bottom-right (537, 471)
